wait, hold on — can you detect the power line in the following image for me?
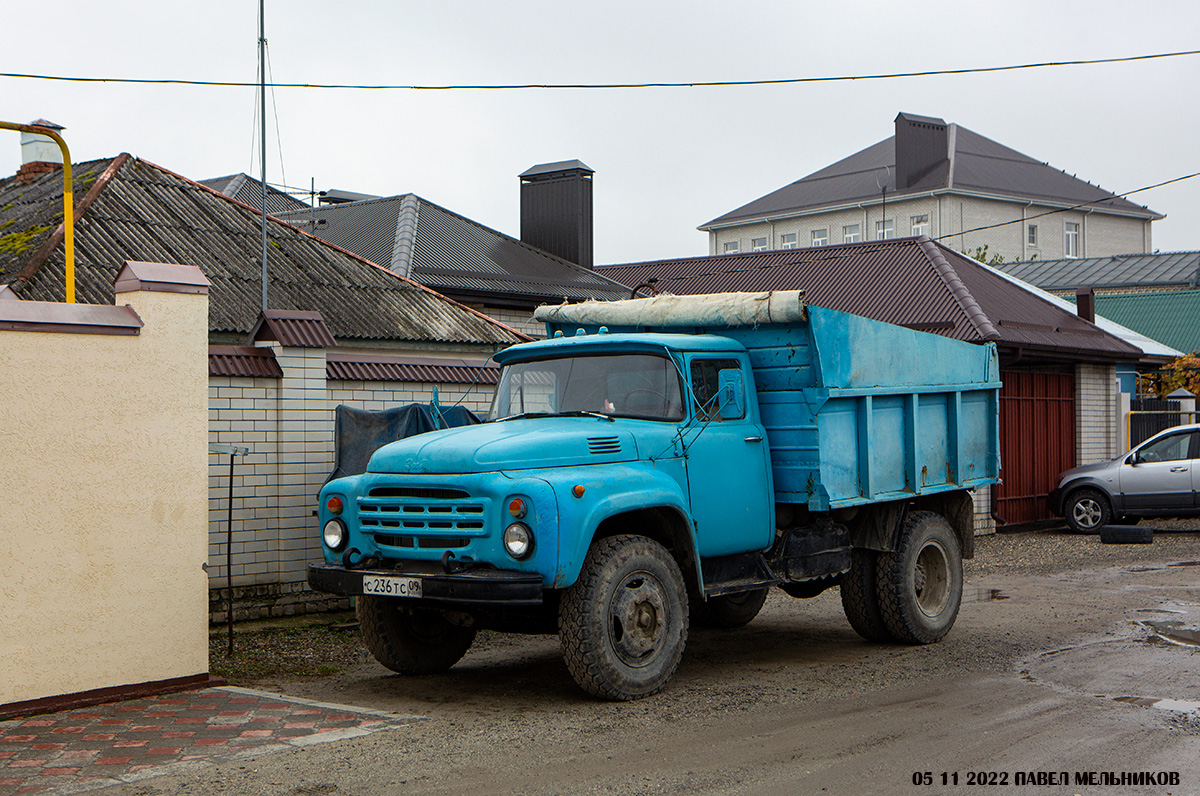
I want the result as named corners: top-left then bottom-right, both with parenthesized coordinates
top-left (1, 50), bottom-right (1197, 91)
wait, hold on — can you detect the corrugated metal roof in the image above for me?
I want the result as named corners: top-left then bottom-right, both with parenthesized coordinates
top-left (276, 195), bottom-right (631, 303)
top-left (0, 157), bottom-right (526, 347)
top-left (199, 173), bottom-right (310, 216)
top-left (702, 121), bottom-right (1160, 228)
top-left (997, 251), bottom-right (1200, 291)
top-left (1090, 290), bottom-right (1200, 356)
top-left (597, 237), bottom-right (1143, 361)
top-left (326, 354), bottom-right (499, 385)
top-left (250, 309), bottom-right (338, 348)
top-left (208, 345), bottom-right (284, 378)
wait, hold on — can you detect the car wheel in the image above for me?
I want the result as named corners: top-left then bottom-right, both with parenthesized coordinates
top-left (1065, 488), bottom-right (1111, 533)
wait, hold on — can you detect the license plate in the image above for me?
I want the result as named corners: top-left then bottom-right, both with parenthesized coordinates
top-left (362, 575), bottom-right (423, 598)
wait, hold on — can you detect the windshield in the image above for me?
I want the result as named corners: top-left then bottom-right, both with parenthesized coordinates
top-left (488, 353), bottom-right (685, 422)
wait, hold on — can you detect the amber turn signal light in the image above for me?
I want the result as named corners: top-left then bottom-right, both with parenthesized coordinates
top-left (508, 497), bottom-right (527, 518)
top-left (572, 485), bottom-right (585, 498)
top-left (326, 496), bottom-right (343, 515)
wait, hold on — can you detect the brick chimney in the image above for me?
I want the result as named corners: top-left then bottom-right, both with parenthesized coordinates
top-left (894, 113), bottom-right (948, 190)
top-left (1075, 287), bottom-right (1095, 323)
top-left (17, 119), bottom-right (65, 184)
top-left (519, 160), bottom-right (594, 268)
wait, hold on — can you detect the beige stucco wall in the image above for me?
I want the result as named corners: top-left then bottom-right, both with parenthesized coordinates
top-left (0, 289), bottom-right (210, 706)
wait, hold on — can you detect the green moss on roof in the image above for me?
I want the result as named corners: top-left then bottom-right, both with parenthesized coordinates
top-left (0, 224), bottom-right (51, 255)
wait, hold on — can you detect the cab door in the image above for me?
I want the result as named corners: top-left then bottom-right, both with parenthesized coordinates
top-left (1119, 430), bottom-right (1198, 511)
top-left (681, 355), bottom-right (774, 557)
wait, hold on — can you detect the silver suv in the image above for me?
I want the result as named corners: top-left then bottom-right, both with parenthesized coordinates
top-left (1050, 423), bottom-right (1200, 532)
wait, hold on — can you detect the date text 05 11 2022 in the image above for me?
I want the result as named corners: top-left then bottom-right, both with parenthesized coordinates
top-left (912, 770), bottom-right (1182, 787)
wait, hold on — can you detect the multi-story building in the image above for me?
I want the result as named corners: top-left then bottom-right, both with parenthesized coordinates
top-left (700, 113), bottom-right (1162, 263)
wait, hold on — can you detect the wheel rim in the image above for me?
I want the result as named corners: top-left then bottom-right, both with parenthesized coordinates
top-left (1072, 498), bottom-right (1102, 529)
top-left (607, 569), bottom-right (668, 668)
top-left (913, 540), bottom-right (951, 617)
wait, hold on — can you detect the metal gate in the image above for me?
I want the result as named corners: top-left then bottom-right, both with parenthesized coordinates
top-left (993, 370), bottom-right (1076, 525)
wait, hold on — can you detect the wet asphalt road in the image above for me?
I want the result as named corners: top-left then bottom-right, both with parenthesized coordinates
top-left (108, 528), bottom-right (1200, 796)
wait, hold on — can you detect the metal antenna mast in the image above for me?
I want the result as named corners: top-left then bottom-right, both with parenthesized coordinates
top-left (258, 0), bottom-right (268, 311)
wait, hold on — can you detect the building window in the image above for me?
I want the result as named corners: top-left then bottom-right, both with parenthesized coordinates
top-left (751, 237), bottom-right (767, 252)
top-left (843, 224), bottom-right (861, 243)
top-left (1064, 222), bottom-right (1079, 257)
top-left (780, 232), bottom-right (797, 249)
top-left (723, 241), bottom-right (740, 254)
top-left (811, 229), bottom-right (828, 247)
top-left (1028, 224), bottom-right (1038, 246)
top-left (875, 219), bottom-right (894, 240)
top-left (910, 214), bottom-right (929, 237)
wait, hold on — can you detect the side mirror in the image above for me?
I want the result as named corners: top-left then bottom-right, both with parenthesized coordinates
top-left (717, 368), bottom-right (745, 419)
top-left (1127, 452), bottom-right (1141, 466)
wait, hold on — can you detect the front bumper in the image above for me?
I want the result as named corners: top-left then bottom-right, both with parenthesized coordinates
top-left (307, 563), bottom-right (544, 608)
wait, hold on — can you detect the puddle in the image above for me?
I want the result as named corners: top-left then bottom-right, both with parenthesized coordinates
top-left (964, 587), bottom-right (1009, 603)
top-left (1114, 695), bottom-right (1200, 714)
top-left (1135, 607), bottom-right (1187, 615)
top-left (1169, 560), bottom-right (1200, 568)
top-left (1138, 618), bottom-right (1200, 648)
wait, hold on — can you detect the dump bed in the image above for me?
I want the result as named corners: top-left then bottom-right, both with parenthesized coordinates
top-left (536, 291), bottom-right (1000, 511)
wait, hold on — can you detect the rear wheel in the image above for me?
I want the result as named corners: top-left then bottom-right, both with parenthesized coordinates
top-left (559, 535), bottom-right (688, 701)
top-left (691, 588), bottom-right (769, 629)
top-left (357, 597), bottom-right (476, 675)
top-left (1066, 489), bottom-right (1111, 533)
top-left (840, 548), bottom-right (893, 642)
top-left (876, 512), bottom-right (962, 644)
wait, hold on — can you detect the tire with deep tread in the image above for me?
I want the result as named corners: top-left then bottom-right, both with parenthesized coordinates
top-left (1100, 525), bottom-right (1153, 544)
top-left (559, 535), bottom-right (688, 701)
top-left (691, 587), bottom-right (769, 629)
top-left (876, 511), bottom-right (962, 645)
top-left (357, 596), bottom-right (476, 675)
top-left (1065, 488), bottom-right (1112, 533)
top-left (840, 548), bottom-right (894, 642)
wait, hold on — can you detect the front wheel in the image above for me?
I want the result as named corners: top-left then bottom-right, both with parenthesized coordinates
top-left (357, 597), bottom-right (476, 675)
top-left (559, 535), bottom-right (688, 700)
top-left (1065, 488), bottom-right (1111, 533)
top-left (876, 511), bottom-right (962, 644)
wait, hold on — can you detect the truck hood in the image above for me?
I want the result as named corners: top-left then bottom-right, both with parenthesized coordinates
top-left (367, 417), bottom-right (641, 474)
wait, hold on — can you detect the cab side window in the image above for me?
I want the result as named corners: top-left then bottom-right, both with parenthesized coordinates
top-left (690, 358), bottom-right (744, 421)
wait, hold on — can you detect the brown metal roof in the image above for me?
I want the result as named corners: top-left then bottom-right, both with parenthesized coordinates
top-left (249, 309), bottom-right (338, 348)
top-left (326, 353), bottom-right (499, 385)
top-left (598, 237), bottom-right (1143, 362)
top-left (208, 345), bottom-right (285, 378)
top-left (0, 156), bottom-right (527, 348)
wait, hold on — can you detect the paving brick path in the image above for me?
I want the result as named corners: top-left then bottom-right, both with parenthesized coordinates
top-left (0, 687), bottom-right (419, 795)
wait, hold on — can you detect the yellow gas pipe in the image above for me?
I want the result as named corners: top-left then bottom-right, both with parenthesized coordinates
top-left (0, 121), bottom-right (74, 303)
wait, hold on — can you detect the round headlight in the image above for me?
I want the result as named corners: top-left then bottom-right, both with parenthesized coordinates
top-left (323, 518), bottom-right (347, 551)
top-left (503, 523), bottom-right (533, 560)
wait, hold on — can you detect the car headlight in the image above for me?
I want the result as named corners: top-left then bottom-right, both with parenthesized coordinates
top-left (503, 523), bottom-right (533, 560)
top-left (323, 518), bottom-right (347, 551)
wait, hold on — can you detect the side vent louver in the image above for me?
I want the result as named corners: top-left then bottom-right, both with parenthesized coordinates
top-left (588, 436), bottom-right (622, 455)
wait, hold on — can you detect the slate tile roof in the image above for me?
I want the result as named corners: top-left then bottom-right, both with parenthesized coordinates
top-left (997, 251), bottom-right (1200, 292)
top-left (275, 194), bottom-right (632, 303)
top-left (597, 236), bottom-right (1144, 361)
top-left (702, 121), bottom-right (1161, 228)
top-left (0, 156), bottom-right (526, 346)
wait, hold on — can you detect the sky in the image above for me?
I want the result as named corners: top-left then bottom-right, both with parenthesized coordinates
top-left (3, 1), bottom-right (1198, 265)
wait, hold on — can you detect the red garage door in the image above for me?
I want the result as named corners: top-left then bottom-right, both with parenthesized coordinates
top-left (993, 370), bottom-right (1075, 525)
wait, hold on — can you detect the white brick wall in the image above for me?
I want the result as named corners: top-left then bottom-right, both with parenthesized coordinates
top-left (467, 304), bottom-right (545, 339)
top-left (1075, 362), bottom-right (1118, 464)
top-left (206, 349), bottom-right (497, 620)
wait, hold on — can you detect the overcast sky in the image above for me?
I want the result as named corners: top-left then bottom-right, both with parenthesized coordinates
top-left (3, 1), bottom-right (1198, 264)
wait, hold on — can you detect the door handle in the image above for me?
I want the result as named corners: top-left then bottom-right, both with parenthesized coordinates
top-left (745, 436), bottom-right (763, 443)
top-left (1170, 466), bottom-right (1188, 472)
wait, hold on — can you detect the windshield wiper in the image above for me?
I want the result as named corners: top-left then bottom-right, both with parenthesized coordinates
top-left (498, 410), bottom-right (614, 422)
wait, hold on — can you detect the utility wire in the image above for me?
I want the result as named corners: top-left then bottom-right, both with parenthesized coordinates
top-left (1, 50), bottom-right (1196, 91)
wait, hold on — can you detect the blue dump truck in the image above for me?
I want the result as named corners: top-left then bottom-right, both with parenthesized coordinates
top-left (310, 291), bottom-right (1000, 700)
